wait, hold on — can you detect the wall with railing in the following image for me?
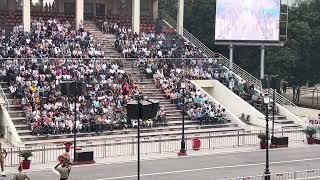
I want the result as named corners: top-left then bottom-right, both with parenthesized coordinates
top-left (160, 11), bottom-right (306, 127)
top-left (192, 80), bottom-right (263, 129)
top-left (2, 128), bottom-right (304, 167)
top-left (0, 105), bottom-right (22, 147)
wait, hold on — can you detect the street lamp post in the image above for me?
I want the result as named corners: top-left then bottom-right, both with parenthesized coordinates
top-left (137, 94), bottom-right (143, 180)
top-left (178, 81), bottom-right (187, 156)
top-left (263, 94), bottom-right (271, 180)
top-left (73, 83), bottom-right (77, 160)
top-left (272, 88), bottom-right (276, 137)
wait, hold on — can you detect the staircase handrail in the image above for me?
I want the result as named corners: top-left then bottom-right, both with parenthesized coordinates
top-left (0, 84), bottom-right (9, 108)
top-left (160, 10), bottom-right (305, 118)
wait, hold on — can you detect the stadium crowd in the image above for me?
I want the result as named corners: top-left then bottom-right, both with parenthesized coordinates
top-left (0, 17), bottom-right (266, 136)
top-left (113, 24), bottom-right (267, 122)
top-left (111, 24), bottom-right (235, 124)
top-left (2, 58), bottom-right (140, 135)
top-left (0, 18), bottom-right (104, 58)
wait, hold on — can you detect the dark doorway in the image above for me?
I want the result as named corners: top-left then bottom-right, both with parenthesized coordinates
top-left (96, 4), bottom-right (105, 17)
top-left (84, 3), bottom-right (94, 20)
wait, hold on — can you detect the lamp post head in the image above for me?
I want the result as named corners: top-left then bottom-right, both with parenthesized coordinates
top-left (263, 93), bottom-right (270, 104)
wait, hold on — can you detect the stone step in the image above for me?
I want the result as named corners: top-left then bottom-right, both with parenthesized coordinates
top-left (7, 110), bottom-right (25, 118)
top-left (159, 101), bottom-right (173, 105)
top-left (7, 105), bottom-right (23, 111)
top-left (273, 115), bottom-right (288, 120)
top-left (15, 124), bottom-right (30, 130)
top-left (274, 119), bottom-right (295, 124)
top-left (11, 117), bottom-right (26, 124)
top-left (17, 129), bottom-right (32, 136)
top-left (281, 125), bottom-right (303, 129)
top-left (138, 84), bottom-right (157, 87)
top-left (157, 99), bottom-right (172, 103)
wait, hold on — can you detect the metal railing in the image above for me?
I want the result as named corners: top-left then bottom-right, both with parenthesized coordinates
top-left (160, 11), bottom-right (305, 119)
top-left (2, 128), bottom-right (304, 167)
top-left (219, 169), bottom-right (320, 180)
top-left (0, 82), bottom-right (9, 107)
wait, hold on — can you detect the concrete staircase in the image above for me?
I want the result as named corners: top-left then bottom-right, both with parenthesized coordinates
top-left (84, 21), bottom-right (120, 58)
top-left (0, 82), bottom-right (32, 139)
top-left (266, 111), bottom-right (298, 129)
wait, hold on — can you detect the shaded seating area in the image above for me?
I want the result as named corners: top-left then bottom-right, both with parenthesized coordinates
top-left (95, 15), bottom-right (157, 33)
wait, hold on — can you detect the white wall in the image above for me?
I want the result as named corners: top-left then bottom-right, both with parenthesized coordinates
top-left (0, 105), bottom-right (23, 147)
top-left (191, 80), bottom-right (250, 130)
top-left (277, 105), bottom-right (308, 128)
top-left (193, 80), bottom-right (266, 128)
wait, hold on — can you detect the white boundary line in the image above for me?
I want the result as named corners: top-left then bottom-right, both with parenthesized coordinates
top-left (95, 157), bottom-right (320, 180)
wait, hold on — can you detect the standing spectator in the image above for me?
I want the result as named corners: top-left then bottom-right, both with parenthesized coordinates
top-left (282, 81), bottom-right (287, 94)
top-left (296, 86), bottom-right (301, 103)
top-left (292, 85), bottom-right (296, 102)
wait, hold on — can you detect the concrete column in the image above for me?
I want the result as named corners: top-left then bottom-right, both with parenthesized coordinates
top-left (152, 0), bottom-right (159, 20)
top-left (112, 0), bottom-right (119, 15)
top-left (229, 45), bottom-right (234, 70)
top-left (8, 0), bottom-right (17, 11)
top-left (23, 0), bottom-right (31, 32)
top-left (76, 0), bottom-right (84, 30)
top-left (260, 45), bottom-right (265, 80)
top-left (58, 0), bottom-right (65, 13)
top-left (132, 0), bottom-right (140, 34)
top-left (177, 0), bottom-right (184, 36)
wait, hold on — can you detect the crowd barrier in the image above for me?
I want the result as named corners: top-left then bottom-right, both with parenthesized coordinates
top-left (3, 128), bottom-right (305, 167)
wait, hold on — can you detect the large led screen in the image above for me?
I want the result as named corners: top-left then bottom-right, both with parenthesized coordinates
top-left (215, 0), bottom-right (281, 42)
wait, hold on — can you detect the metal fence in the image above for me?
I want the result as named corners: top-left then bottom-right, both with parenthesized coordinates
top-left (3, 128), bottom-right (305, 167)
top-left (219, 169), bottom-right (320, 180)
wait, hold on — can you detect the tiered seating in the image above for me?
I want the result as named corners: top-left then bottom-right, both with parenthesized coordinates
top-left (0, 11), bottom-right (75, 30)
top-left (31, 11), bottom-right (75, 22)
top-left (0, 20), bottom-right (244, 146)
top-left (0, 18), bottom-right (103, 58)
top-left (95, 15), bottom-right (156, 33)
top-left (113, 21), bottom-right (235, 124)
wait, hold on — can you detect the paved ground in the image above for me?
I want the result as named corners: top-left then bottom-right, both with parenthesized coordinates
top-left (283, 89), bottom-right (320, 110)
top-left (4, 145), bottom-right (320, 180)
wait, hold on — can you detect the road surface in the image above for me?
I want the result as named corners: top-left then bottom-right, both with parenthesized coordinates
top-left (5, 146), bottom-right (320, 180)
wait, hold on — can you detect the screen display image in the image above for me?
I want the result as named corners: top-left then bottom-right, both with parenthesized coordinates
top-left (215, 0), bottom-right (281, 42)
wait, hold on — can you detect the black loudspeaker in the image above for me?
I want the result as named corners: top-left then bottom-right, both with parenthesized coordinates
top-left (71, 82), bottom-right (86, 96)
top-left (60, 82), bottom-right (72, 96)
top-left (127, 100), bottom-right (139, 119)
top-left (271, 136), bottom-right (288, 145)
top-left (75, 150), bottom-right (94, 162)
top-left (270, 76), bottom-right (281, 90)
top-left (60, 81), bottom-right (86, 96)
top-left (261, 76), bottom-right (271, 89)
top-left (140, 100), bottom-right (153, 120)
top-left (149, 99), bottom-right (160, 118)
top-left (262, 76), bottom-right (280, 90)
top-left (126, 100), bottom-right (157, 120)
